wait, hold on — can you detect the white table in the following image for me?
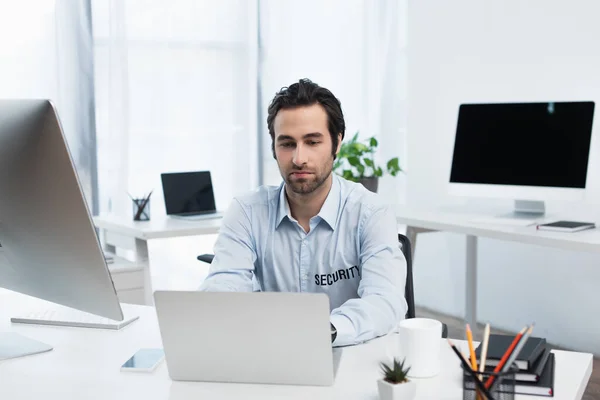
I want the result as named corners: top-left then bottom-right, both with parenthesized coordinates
top-left (0, 290), bottom-right (592, 400)
top-left (396, 206), bottom-right (600, 328)
top-left (94, 214), bottom-right (222, 305)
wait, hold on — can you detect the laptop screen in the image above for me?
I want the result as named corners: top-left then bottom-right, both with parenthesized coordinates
top-left (161, 171), bottom-right (217, 215)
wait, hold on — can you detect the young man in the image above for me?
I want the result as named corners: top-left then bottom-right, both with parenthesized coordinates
top-left (199, 79), bottom-right (407, 347)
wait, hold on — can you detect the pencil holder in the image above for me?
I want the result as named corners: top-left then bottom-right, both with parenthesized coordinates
top-left (462, 366), bottom-right (516, 400)
top-left (132, 197), bottom-right (151, 221)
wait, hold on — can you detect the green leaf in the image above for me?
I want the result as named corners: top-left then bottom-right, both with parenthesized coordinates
top-left (356, 163), bottom-right (365, 176)
top-left (386, 157), bottom-right (401, 176)
top-left (369, 137), bottom-right (378, 148)
top-left (374, 167), bottom-right (383, 177)
top-left (347, 156), bottom-right (361, 167)
top-left (342, 169), bottom-right (357, 182)
top-left (363, 158), bottom-right (374, 167)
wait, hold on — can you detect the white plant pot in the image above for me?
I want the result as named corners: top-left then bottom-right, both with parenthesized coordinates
top-left (377, 378), bottom-right (416, 400)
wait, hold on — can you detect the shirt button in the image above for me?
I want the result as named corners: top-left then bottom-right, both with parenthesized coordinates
top-left (302, 274), bottom-right (308, 280)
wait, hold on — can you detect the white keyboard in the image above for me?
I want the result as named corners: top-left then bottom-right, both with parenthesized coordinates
top-left (11, 308), bottom-right (139, 330)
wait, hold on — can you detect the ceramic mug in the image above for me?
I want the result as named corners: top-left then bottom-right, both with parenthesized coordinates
top-left (396, 318), bottom-right (442, 378)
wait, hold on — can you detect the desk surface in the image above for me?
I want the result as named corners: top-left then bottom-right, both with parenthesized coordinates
top-left (94, 214), bottom-right (222, 240)
top-left (396, 206), bottom-right (600, 254)
top-left (0, 291), bottom-right (592, 400)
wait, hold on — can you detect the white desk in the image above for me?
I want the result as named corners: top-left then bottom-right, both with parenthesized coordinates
top-left (94, 214), bottom-right (222, 305)
top-left (0, 290), bottom-right (592, 400)
top-left (396, 206), bottom-right (600, 328)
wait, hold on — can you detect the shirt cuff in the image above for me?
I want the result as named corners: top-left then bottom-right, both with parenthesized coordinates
top-left (330, 314), bottom-right (356, 347)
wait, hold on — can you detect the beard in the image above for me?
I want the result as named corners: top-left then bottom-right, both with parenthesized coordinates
top-left (286, 167), bottom-right (332, 194)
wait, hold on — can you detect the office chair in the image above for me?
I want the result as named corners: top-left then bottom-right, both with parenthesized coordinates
top-left (197, 233), bottom-right (448, 338)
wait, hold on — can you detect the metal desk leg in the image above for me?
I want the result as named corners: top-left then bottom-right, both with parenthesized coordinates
top-left (405, 226), bottom-right (436, 262)
top-left (465, 234), bottom-right (477, 328)
top-left (134, 238), bottom-right (152, 305)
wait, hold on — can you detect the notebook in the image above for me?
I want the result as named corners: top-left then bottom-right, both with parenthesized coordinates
top-left (514, 347), bottom-right (552, 382)
top-left (536, 220), bottom-right (595, 232)
top-left (475, 334), bottom-right (546, 370)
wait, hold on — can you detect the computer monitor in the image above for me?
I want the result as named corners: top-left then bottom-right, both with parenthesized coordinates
top-left (0, 99), bottom-right (135, 359)
top-left (448, 101), bottom-right (595, 217)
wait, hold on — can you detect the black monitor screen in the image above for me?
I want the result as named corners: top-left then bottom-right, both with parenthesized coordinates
top-left (161, 171), bottom-right (216, 215)
top-left (449, 102), bottom-right (595, 188)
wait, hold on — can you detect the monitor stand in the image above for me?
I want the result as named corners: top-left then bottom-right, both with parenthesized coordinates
top-left (0, 332), bottom-right (53, 361)
top-left (496, 200), bottom-right (545, 221)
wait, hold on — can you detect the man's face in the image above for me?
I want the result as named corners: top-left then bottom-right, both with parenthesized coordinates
top-left (273, 104), bottom-right (341, 195)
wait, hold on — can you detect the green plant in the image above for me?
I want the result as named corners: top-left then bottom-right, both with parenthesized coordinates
top-left (333, 131), bottom-right (401, 182)
top-left (380, 357), bottom-right (411, 384)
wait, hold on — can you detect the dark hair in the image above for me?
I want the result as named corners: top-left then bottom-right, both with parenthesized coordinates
top-left (267, 78), bottom-right (345, 158)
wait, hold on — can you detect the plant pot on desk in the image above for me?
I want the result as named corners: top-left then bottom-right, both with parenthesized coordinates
top-left (377, 378), bottom-right (416, 400)
top-left (359, 177), bottom-right (379, 193)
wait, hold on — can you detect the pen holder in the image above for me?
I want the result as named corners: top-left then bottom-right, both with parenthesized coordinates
top-left (462, 366), bottom-right (516, 400)
top-left (132, 197), bottom-right (151, 221)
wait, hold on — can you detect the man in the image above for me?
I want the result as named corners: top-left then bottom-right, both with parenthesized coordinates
top-left (199, 78), bottom-right (407, 347)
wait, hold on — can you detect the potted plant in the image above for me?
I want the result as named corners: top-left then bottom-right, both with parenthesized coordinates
top-left (377, 357), bottom-right (416, 400)
top-left (333, 131), bottom-right (401, 193)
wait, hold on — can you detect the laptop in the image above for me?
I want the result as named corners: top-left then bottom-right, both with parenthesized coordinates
top-left (153, 291), bottom-right (339, 386)
top-left (161, 171), bottom-right (223, 220)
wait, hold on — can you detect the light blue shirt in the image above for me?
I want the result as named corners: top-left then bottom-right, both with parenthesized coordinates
top-left (199, 174), bottom-right (407, 346)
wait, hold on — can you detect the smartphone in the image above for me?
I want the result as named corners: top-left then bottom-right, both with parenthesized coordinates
top-left (120, 348), bottom-right (165, 372)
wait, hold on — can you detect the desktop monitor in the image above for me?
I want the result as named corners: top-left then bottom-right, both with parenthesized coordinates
top-left (0, 100), bottom-right (130, 358)
top-left (448, 101), bottom-right (595, 216)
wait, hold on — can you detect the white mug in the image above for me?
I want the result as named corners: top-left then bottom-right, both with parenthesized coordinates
top-left (396, 318), bottom-right (442, 378)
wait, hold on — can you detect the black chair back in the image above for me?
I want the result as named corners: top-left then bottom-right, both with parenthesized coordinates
top-left (397, 233), bottom-right (416, 319)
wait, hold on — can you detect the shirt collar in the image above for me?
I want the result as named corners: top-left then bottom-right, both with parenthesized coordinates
top-left (275, 175), bottom-right (340, 231)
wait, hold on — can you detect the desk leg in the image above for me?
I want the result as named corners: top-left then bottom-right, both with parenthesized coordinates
top-left (465, 235), bottom-right (477, 328)
top-left (134, 238), bottom-right (152, 306)
top-left (405, 226), bottom-right (436, 262)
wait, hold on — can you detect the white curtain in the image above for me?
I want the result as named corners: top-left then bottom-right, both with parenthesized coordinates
top-left (258, 0), bottom-right (408, 203)
top-left (0, 0), bottom-right (98, 211)
top-left (92, 0), bottom-right (258, 218)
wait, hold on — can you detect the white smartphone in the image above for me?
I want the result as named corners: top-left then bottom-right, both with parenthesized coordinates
top-left (120, 348), bottom-right (165, 372)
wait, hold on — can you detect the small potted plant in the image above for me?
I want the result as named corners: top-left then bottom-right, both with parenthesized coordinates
top-left (377, 357), bottom-right (416, 400)
top-left (333, 131), bottom-right (401, 193)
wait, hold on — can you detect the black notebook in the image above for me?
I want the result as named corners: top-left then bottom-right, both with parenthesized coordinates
top-left (536, 220), bottom-right (595, 232)
top-left (514, 347), bottom-right (552, 382)
top-left (475, 334), bottom-right (546, 370)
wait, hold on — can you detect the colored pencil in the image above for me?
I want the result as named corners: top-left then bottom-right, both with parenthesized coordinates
top-left (466, 324), bottom-right (478, 372)
top-left (484, 326), bottom-right (526, 389)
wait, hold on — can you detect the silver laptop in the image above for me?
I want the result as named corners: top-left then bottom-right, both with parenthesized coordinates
top-left (160, 171), bottom-right (223, 220)
top-left (153, 291), bottom-right (337, 386)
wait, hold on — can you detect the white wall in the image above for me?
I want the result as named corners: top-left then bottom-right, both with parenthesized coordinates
top-left (408, 0), bottom-right (600, 355)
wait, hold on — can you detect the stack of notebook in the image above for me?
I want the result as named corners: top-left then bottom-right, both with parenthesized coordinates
top-left (475, 334), bottom-right (555, 397)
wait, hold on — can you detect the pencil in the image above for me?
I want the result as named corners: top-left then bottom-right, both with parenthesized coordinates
top-left (479, 323), bottom-right (490, 377)
top-left (501, 324), bottom-right (534, 373)
top-left (484, 326), bottom-right (526, 389)
top-left (466, 324), bottom-right (478, 371)
top-left (448, 339), bottom-right (494, 400)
